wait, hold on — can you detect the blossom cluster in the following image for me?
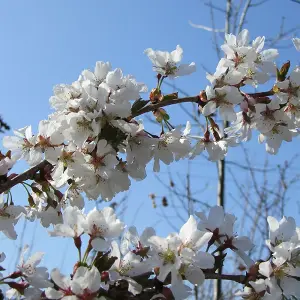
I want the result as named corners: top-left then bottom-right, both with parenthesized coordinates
top-left (1, 205), bottom-right (300, 300)
top-left (202, 30), bottom-right (299, 156)
top-left (1, 30), bottom-right (299, 208)
top-left (0, 29), bottom-right (299, 299)
top-left (237, 216), bottom-right (300, 299)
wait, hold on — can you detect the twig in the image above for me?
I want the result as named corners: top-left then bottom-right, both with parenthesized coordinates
top-left (237, 0), bottom-right (252, 35)
top-left (189, 20), bottom-right (225, 32)
top-left (131, 96), bottom-right (200, 117)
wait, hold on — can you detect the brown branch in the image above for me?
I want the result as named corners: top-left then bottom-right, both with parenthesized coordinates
top-left (0, 160), bottom-right (52, 194)
top-left (248, 90), bottom-right (274, 98)
top-left (131, 96), bottom-right (200, 118)
top-left (131, 89), bottom-right (275, 119)
top-left (97, 271), bottom-right (246, 299)
top-left (205, 272), bottom-right (246, 284)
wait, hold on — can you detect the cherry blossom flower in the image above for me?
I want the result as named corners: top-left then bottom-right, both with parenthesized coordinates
top-left (206, 59), bottom-right (244, 86)
top-left (258, 124), bottom-right (294, 154)
top-left (85, 207), bottom-right (124, 251)
top-left (0, 194), bottom-right (25, 239)
top-left (202, 86), bottom-right (244, 121)
top-left (48, 206), bottom-right (86, 238)
top-left (108, 241), bottom-right (153, 295)
top-left (252, 35), bottom-right (278, 74)
top-left (17, 245), bottom-right (52, 290)
top-left (2, 126), bottom-right (40, 166)
top-left (80, 61), bottom-right (112, 87)
top-left (254, 99), bottom-right (285, 134)
top-left (144, 45), bottom-right (196, 78)
top-left (62, 182), bottom-right (85, 209)
top-left (45, 266), bottom-right (100, 299)
top-left (152, 127), bottom-right (191, 172)
top-left (236, 278), bottom-right (282, 300)
top-left (189, 136), bottom-right (228, 161)
top-left (275, 67), bottom-right (300, 105)
top-left (224, 111), bottom-right (254, 142)
top-left (148, 216), bottom-right (214, 299)
top-left (197, 206), bottom-right (254, 267)
top-left (266, 216), bottom-right (297, 251)
top-left (221, 29), bottom-right (257, 76)
top-left (84, 139), bottom-right (118, 180)
top-left (121, 226), bottom-right (156, 256)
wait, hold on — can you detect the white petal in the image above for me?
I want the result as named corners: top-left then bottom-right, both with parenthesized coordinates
top-left (233, 236), bottom-right (253, 251)
top-left (91, 238), bottom-right (110, 251)
top-left (170, 45), bottom-right (183, 63)
top-left (175, 63), bottom-right (196, 77)
top-left (45, 288), bottom-right (64, 299)
top-left (202, 101), bottom-right (217, 116)
top-left (185, 265), bottom-right (205, 285)
top-left (259, 261), bottom-right (273, 278)
top-left (194, 251), bottom-right (215, 269)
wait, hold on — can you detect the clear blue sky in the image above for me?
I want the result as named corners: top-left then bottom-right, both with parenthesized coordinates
top-left (0, 0), bottom-right (300, 277)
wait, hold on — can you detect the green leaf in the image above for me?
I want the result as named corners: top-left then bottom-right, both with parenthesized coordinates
top-left (163, 113), bottom-right (170, 121)
top-left (277, 61), bottom-right (290, 82)
top-left (131, 99), bottom-right (149, 114)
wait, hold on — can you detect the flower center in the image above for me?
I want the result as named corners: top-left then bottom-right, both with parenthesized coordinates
top-left (160, 248), bottom-right (176, 265)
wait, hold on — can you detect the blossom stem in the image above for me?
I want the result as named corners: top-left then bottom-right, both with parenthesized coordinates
top-left (131, 95), bottom-right (200, 117)
top-left (21, 183), bottom-right (31, 196)
top-left (82, 241), bottom-right (93, 263)
top-left (78, 247), bottom-right (82, 262)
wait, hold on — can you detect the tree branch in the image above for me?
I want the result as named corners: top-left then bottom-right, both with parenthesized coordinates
top-left (97, 272), bottom-right (247, 299)
top-left (0, 116), bottom-right (10, 133)
top-left (0, 160), bottom-right (52, 194)
top-left (131, 89), bottom-right (274, 118)
top-left (206, 272), bottom-right (246, 283)
top-left (189, 20), bottom-right (225, 32)
top-left (131, 96), bottom-right (200, 118)
top-left (0, 89), bottom-right (276, 194)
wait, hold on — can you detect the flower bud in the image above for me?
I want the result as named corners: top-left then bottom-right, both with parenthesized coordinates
top-left (28, 195), bottom-right (35, 207)
top-left (200, 90), bottom-right (208, 102)
top-left (7, 281), bottom-right (28, 294)
top-left (276, 60), bottom-right (290, 82)
top-left (150, 88), bottom-right (163, 103)
top-left (101, 271), bottom-right (110, 282)
top-left (154, 108), bottom-right (169, 123)
top-left (74, 236), bottom-right (82, 250)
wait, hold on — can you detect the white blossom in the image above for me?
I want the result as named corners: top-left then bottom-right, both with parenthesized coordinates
top-left (144, 45), bottom-right (196, 78)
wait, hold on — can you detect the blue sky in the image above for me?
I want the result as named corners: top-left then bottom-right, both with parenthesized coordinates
top-left (0, 0), bottom-right (300, 279)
